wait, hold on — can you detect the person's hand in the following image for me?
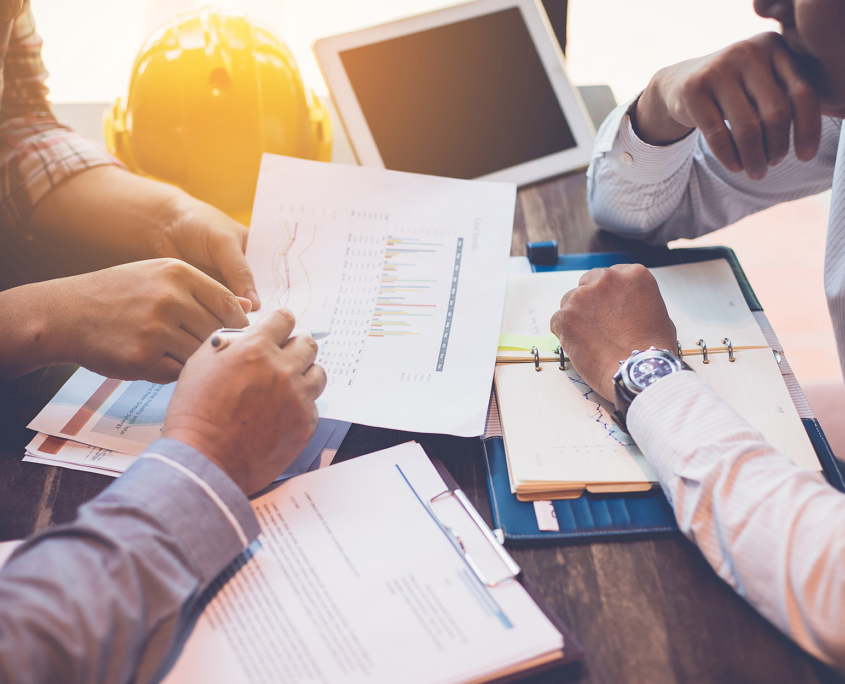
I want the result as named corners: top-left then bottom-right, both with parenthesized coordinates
top-left (162, 308), bottom-right (327, 495)
top-left (150, 191), bottom-right (261, 310)
top-left (634, 32), bottom-right (822, 180)
top-left (29, 167), bottom-right (261, 308)
top-left (550, 265), bottom-right (677, 402)
top-left (47, 259), bottom-right (251, 383)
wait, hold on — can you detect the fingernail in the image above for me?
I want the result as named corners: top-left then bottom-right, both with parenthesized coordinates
top-left (247, 289), bottom-right (261, 307)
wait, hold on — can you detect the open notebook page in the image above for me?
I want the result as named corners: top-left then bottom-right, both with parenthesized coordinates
top-left (495, 363), bottom-right (653, 489)
top-left (496, 347), bottom-right (820, 491)
top-left (163, 443), bottom-right (564, 684)
top-left (685, 348), bottom-right (819, 471)
top-left (498, 259), bottom-right (767, 361)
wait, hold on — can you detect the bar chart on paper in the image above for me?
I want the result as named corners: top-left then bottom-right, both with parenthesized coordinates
top-left (246, 155), bottom-right (515, 436)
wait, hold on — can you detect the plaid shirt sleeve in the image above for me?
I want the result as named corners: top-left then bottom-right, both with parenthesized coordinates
top-left (0, 1), bottom-right (121, 231)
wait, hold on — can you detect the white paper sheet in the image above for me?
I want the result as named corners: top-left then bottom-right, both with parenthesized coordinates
top-left (500, 259), bottom-right (768, 354)
top-left (495, 362), bottom-right (655, 487)
top-left (245, 155), bottom-right (515, 437)
top-left (164, 442), bottom-right (562, 684)
top-left (27, 369), bottom-right (171, 456)
top-left (25, 433), bottom-right (134, 473)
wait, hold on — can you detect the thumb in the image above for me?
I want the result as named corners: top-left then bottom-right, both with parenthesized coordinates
top-left (210, 234), bottom-right (261, 310)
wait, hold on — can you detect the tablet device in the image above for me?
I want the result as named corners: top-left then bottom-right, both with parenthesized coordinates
top-left (314, 0), bottom-right (595, 186)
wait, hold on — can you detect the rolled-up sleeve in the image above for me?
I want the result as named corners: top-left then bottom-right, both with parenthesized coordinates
top-left (0, 437), bottom-right (259, 684)
top-left (587, 96), bottom-right (840, 245)
top-left (0, 1), bottom-right (120, 231)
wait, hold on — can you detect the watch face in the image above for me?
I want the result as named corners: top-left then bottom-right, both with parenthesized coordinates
top-left (629, 355), bottom-right (676, 389)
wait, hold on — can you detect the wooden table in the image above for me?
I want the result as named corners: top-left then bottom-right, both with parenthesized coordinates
top-left (1, 171), bottom-right (841, 684)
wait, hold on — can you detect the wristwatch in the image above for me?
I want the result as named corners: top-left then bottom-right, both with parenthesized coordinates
top-left (613, 346), bottom-right (692, 431)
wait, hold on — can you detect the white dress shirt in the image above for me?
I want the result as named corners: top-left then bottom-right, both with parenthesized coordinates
top-left (589, 101), bottom-right (845, 669)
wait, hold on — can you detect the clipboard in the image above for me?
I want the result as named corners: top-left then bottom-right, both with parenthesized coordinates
top-left (482, 244), bottom-right (845, 545)
top-left (429, 457), bottom-right (585, 672)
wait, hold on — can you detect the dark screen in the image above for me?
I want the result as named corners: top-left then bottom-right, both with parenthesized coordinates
top-left (339, 7), bottom-right (575, 179)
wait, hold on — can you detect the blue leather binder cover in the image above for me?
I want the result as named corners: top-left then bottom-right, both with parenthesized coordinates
top-left (484, 245), bottom-right (844, 545)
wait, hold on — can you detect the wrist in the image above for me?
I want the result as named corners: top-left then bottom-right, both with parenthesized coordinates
top-left (612, 346), bottom-right (692, 431)
top-left (0, 281), bottom-right (71, 378)
top-left (142, 184), bottom-right (192, 259)
top-left (161, 422), bottom-right (250, 494)
top-left (632, 74), bottom-right (694, 146)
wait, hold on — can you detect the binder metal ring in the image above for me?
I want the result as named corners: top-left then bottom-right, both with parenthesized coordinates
top-left (532, 346), bottom-right (541, 372)
top-left (556, 345), bottom-right (566, 371)
top-left (722, 337), bottom-right (735, 362)
top-left (428, 488), bottom-right (521, 588)
top-left (676, 340), bottom-right (683, 358)
top-left (697, 339), bottom-right (709, 364)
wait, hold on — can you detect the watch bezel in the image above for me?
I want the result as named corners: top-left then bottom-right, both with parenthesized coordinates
top-left (614, 347), bottom-right (685, 398)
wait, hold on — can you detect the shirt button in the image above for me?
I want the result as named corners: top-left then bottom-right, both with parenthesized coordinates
top-left (620, 152), bottom-right (634, 165)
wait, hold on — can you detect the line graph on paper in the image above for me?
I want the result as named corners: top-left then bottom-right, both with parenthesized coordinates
top-left (263, 219), bottom-right (319, 322)
top-left (564, 372), bottom-right (636, 449)
top-left (520, 365), bottom-right (643, 459)
top-left (249, 202), bottom-right (464, 389)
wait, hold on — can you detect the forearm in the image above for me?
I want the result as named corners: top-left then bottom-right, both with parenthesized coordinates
top-left (0, 279), bottom-right (69, 379)
top-left (28, 165), bottom-right (189, 259)
top-left (0, 438), bottom-right (259, 684)
top-left (629, 373), bottom-right (845, 669)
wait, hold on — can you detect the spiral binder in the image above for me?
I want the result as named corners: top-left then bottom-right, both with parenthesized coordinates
top-left (482, 245), bottom-right (844, 545)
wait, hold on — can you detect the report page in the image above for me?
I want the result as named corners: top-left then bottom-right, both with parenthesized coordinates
top-left (164, 443), bottom-right (563, 684)
top-left (245, 155), bottom-right (515, 437)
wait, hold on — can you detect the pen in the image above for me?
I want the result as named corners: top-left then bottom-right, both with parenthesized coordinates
top-left (210, 327), bottom-right (330, 351)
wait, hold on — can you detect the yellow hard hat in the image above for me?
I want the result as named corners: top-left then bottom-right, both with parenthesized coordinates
top-left (104, 7), bottom-right (332, 226)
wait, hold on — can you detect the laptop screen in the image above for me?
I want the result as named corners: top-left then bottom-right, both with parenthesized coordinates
top-left (339, 7), bottom-right (576, 179)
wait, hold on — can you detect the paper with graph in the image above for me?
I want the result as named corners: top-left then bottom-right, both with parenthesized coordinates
top-left (246, 154), bottom-right (515, 436)
top-left (26, 366), bottom-right (351, 479)
top-left (494, 259), bottom-right (820, 499)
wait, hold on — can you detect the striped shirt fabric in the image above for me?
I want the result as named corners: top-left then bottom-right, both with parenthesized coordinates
top-left (0, 1), bottom-right (119, 231)
top-left (589, 100), bottom-right (845, 670)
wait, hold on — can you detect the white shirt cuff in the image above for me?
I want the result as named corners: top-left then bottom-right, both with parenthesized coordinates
top-left (600, 96), bottom-right (701, 185)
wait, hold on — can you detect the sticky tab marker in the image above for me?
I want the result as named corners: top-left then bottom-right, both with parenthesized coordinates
top-left (498, 332), bottom-right (561, 352)
top-left (533, 500), bottom-right (560, 532)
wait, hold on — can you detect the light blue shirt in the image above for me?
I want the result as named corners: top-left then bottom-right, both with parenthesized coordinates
top-left (0, 438), bottom-right (260, 684)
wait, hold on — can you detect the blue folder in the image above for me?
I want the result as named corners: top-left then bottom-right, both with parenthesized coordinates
top-left (483, 244), bottom-right (845, 545)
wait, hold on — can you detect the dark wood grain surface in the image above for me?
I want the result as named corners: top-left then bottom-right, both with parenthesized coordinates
top-left (1, 171), bottom-right (842, 684)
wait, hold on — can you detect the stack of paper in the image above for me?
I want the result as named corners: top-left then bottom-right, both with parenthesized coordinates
top-left (25, 367), bottom-right (350, 479)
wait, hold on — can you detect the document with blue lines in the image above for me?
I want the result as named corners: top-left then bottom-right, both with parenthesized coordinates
top-left (164, 442), bottom-right (564, 684)
top-left (245, 154), bottom-right (515, 437)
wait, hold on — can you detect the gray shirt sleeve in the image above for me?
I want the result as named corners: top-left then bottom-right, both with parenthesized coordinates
top-left (0, 437), bottom-right (260, 684)
top-left (587, 97), bottom-right (840, 244)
